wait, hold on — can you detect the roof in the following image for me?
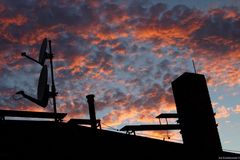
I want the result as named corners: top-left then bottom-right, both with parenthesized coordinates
top-left (0, 109), bottom-right (67, 121)
top-left (0, 120), bottom-right (238, 159)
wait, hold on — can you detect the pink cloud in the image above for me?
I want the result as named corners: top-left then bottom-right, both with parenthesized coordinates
top-left (215, 106), bottom-right (231, 119)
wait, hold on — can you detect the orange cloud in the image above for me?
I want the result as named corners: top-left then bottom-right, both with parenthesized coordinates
top-left (101, 104), bottom-right (180, 141)
top-left (0, 105), bottom-right (45, 112)
top-left (134, 26), bottom-right (192, 43)
top-left (132, 10), bottom-right (203, 47)
top-left (0, 14), bottom-right (28, 27)
top-left (102, 100), bottom-right (176, 128)
top-left (196, 50), bottom-right (240, 87)
top-left (94, 30), bottom-right (128, 42)
top-left (224, 10), bottom-right (238, 19)
top-left (234, 105), bottom-right (240, 113)
top-left (68, 55), bottom-right (87, 75)
top-left (0, 14), bottom-right (27, 43)
top-left (215, 106), bottom-right (231, 119)
top-left (19, 24), bottom-right (63, 45)
top-left (209, 8), bottom-right (239, 20)
top-left (58, 104), bottom-right (87, 121)
top-left (138, 130), bottom-right (182, 143)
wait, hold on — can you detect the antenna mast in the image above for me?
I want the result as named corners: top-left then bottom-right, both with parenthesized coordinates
top-left (48, 40), bottom-right (58, 122)
top-left (192, 60), bottom-right (197, 74)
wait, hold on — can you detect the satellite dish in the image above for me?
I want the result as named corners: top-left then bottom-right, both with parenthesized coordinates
top-left (15, 65), bottom-right (49, 108)
top-left (39, 38), bottom-right (48, 65)
top-left (37, 65), bottom-right (49, 107)
top-left (15, 38), bottom-right (58, 110)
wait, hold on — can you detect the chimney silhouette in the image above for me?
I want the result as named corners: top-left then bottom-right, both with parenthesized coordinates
top-left (171, 72), bottom-right (222, 155)
top-left (86, 94), bottom-right (97, 130)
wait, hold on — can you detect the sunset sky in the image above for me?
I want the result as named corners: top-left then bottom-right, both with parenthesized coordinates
top-left (0, 0), bottom-right (240, 152)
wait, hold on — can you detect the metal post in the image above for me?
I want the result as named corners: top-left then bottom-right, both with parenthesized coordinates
top-left (192, 59), bottom-right (197, 74)
top-left (49, 40), bottom-right (57, 122)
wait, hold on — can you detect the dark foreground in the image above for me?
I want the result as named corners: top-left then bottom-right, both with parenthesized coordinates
top-left (0, 120), bottom-right (238, 160)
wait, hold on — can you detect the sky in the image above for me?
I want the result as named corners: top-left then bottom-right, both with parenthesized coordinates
top-left (0, 0), bottom-right (240, 152)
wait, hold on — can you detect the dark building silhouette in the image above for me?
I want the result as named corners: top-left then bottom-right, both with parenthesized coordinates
top-left (1, 72), bottom-right (239, 160)
top-left (172, 72), bottom-right (222, 155)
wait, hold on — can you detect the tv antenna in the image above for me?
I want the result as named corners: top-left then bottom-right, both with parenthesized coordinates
top-left (192, 59), bottom-right (197, 74)
top-left (16, 38), bottom-right (58, 122)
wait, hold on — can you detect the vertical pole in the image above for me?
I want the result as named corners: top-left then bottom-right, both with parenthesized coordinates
top-left (86, 94), bottom-right (97, 130)
top-left (49, 40), bottom-right (57, 122)
top-left (192, 60), bottom-right (197, 74)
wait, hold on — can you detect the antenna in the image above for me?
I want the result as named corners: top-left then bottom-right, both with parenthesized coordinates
top-left (48, 40), bottom-right (58, 122)
top-left (16, 38), bottom-right (58, 122)
top-left (192, 59), bottom-right (197, 74)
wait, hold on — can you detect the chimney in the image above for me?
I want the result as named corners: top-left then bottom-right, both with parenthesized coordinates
top-left (86, 94), bottom-right (97, 130)
top-left (171, 72), bottom-right (222, 155)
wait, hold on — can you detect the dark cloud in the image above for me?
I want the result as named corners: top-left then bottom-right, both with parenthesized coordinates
top-left (149, 3), bottom-right (167, 19)
top-left (190, 7), bottom-right (240, 55)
